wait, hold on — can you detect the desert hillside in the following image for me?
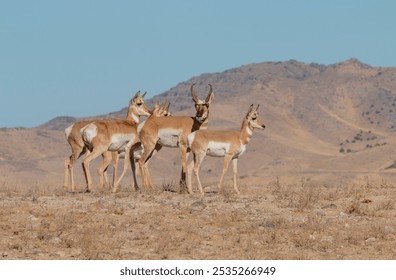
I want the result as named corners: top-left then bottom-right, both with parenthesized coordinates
top-left (1, 58), bottom-right (396, 189)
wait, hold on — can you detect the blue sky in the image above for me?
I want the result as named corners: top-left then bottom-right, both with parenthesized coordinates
top-left (1, 0), bottom-right (395, 128)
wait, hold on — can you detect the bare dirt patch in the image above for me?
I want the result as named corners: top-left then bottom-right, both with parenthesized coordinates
top-left (1, 177), bottom-right (396, 260)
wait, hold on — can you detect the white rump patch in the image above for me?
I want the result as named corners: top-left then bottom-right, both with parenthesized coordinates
top-left (158, 128), bottom-right (182, 147)
top-left (65, 124), bottom-right (73, 139)
top-left (206, 141), bottom-right (230, 157)
top-left (109, 133), bottom-right (135, 152)
top-left (81, 123), bottom-right (97, 145)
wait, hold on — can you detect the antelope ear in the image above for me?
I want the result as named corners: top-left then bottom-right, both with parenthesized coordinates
top-left (246, 104), bottom-right (254, 117)
top-left (205, 84), bottom-right (214, 104)
top-left (133, 90), bottom-right (141, 99)
top-left (191, 83), bottom-right (198, 103)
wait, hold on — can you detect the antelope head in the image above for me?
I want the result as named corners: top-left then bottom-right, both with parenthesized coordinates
top-left (160, 101), bottom-right (171, 116)
top-left (150, 101), bottom-right (171, 117)
top-left (246, 104), bottom-right (266, 130)
top-left (191, 83), bottom-right (214, 123)
top-left (129, 91), bottom-right (151, 118)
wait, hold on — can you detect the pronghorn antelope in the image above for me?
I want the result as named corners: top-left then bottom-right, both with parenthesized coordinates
top-left (110, 101), bottom-right (171, 192)
top-left (63, 91), bottom-right (149, 192)
top-left (138, 83), bottom-right (214, 189)
top-left (186, 104), bottom-right (265, 195)
top-left (64, 119), bottom-right (99, 192)
top-left (77, 92), bottom-right (151, 192)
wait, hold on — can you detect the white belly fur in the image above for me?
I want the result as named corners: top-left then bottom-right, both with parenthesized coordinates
top-left (158, 128), bottom-right (182, 147)
top-left (109, 133), bottom-right (135, 152)
top-left (206, 141), bottom-right (230, 157)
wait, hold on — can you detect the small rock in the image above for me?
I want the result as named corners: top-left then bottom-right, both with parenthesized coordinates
top-left (322, 203), bottom-right (337, 209)
top-left (50, 237), bottom-right (62, 244)
top-left (190, 201), bottom-right (206, 211)
top-left (316, 211), bottom-right (326, 217)
top-left (384, 226), bottom-right (394, 235)
top-left (262, 221), bottom-right (276, 229)
top-left (365, 237), bottom-right (376, 242)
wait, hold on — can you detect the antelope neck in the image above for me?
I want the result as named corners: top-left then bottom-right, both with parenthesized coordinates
top-left (126, 109), bottom-right (140, 124)
top-left (240, 119), bottom-right (253, 145)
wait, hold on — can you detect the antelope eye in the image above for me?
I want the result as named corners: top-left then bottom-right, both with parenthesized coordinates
top-left (252, 117), bottom-right (257, 120)
top-left (137, 102), bottom-right (142, 106)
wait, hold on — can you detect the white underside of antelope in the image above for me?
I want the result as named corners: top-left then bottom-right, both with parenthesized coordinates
top-left (109, 133), bottom-right (137, 151)
top-left (206, 141), bottom-right (231, 157)
top-left (157, 128), bottom-right (183, 147)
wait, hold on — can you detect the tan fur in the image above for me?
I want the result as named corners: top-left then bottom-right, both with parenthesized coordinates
top-left (111, 102), bottom-right (172, 192)
top-left (63, 120), bottom-right (95, 192)
top-left (138, 83), bottom-right (214, 189)
top-left (63, 91), bottom-right (149, 192)
top-left (78, 91), bottom-right (150, 192)
top-left (63, 91), bottom-right (147, 192)
top-left (187, 104), bottom-right (265, 195)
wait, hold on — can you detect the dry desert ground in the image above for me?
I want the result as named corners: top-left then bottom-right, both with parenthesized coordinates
top-left (1, 176), bottom-right (395, 260)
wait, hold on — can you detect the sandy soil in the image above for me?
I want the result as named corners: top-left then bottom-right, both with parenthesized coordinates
top-left (1, 177), bottom-right (395, 260)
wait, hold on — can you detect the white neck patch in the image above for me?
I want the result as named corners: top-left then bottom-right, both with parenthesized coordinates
top-left (130, 113), bottom-right (139, 124)
top-left (246, 126), bottom-right (253, 136)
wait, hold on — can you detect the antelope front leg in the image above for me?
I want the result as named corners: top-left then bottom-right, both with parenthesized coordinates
top-left (64, 152), bottom-right (79, 192)
top-left (232, 157), bottom-right (240, 194)
top-left (193, 153), bottom-right (206, 196)
top-left (111, 151), bottom-right (119, 188)
top-left (113, 148), bottom-right (131, 193)
top-left (131, 156), bottom-right (139, 191)
top-left (98, 151), bottom-right (112, 190)
top-left (63, 159), bottom-right (70, 191)
top-left (138, 142), bottom-right (156, 189)
top-left (186, 159), bottom-right (194, 194)
top-left (179, 144), bottom-right (189, 192)
top-left (218, 154), bottom-right (233, 192)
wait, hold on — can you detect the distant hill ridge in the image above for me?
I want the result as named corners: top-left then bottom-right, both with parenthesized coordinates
top-left (2, 58), bottom-right (396, 187)
top-left (40, 58), bottom-right (394, 130)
